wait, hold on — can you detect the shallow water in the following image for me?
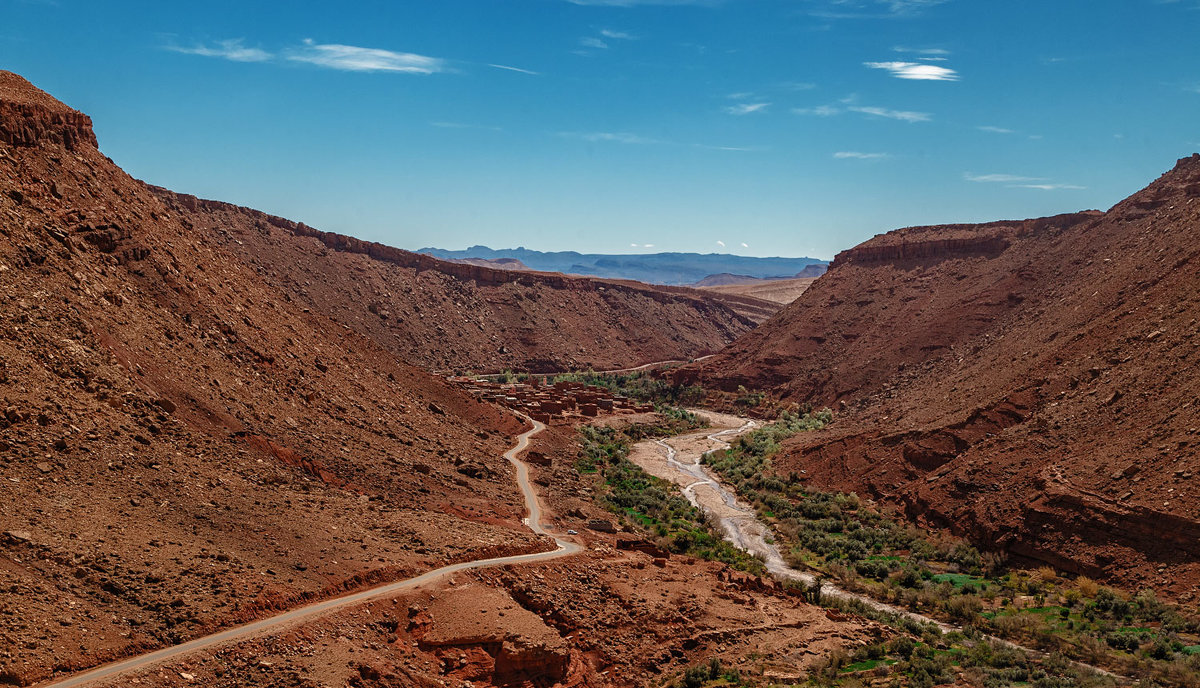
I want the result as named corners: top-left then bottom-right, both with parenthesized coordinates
top-left (640, 415), bottom-right (954, 629)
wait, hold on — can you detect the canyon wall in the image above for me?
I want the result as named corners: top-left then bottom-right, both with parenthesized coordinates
top-left (679, 156), bottom-right (1200, 599)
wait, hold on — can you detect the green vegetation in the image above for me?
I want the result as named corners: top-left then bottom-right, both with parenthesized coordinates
top-left (550, 369), bottom-right (707, 408)
top-left (667, 638), bottom-right (1113, 688)
top-left (733, 384), bottom-right (766, 410)
top-left (670, 658), bottom-right (745, 688)
top-left (576, 416), bottom-right (766, 575)
top-left (701, 412), bottom-right (1200, 687)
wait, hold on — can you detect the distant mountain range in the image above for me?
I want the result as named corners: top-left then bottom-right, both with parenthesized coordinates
top-left (418, 245), bottom-right (828, 286)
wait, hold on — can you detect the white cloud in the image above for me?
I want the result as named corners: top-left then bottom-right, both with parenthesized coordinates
top-left (167, 39), bottom-right (271, 63)
top-left (600, 29), bottom-right (635, 39)
top-left (793, 104), bottom-right (842, 116)
top-left (643, 243), bottom-right (655, 248)
top-left (848, 105), bottom-right (930, 122)
top-left (579, 36), bottom-right (610, 49)
top-left (741, 242), bottom-right (749, 248)
top-left (559, 132), bottom-right (756, 151)
top-left (865, 61), bottom-right (959, 81)
top-left (808, 0), bottom-right (950, 19)
top-left (724, 102), bottom-right (770, 115)
top-left (964, 173), bottom-right (1082, 190)
top-left (716, 240), bottom-right (726, 247)
top-left (431, 121), bottom-right (503, 131)
top-left (893, 46), bottom-right (950, 56)
top-left (834, 151), bottom-right (889, 159)
top-left (1011, 183), bottom-right (1086, 190)
top-left (488, 63), bottom-right (540, 75)
top-left (567, 0), bottom-right (719, 5)
top-left (693, 144), bottom-right (761, 151)
top-left (287, 40), bottom-right (447, 73)
top-left (727, 91), bottom-right (755, 100)
top-left (965, 173), bottom-right (1042, 183)
top-left (794, 96), bottom-right (930, 122)
top-left (977, 125), bottom-right (1015, 134)
top-left (560, 131), bottom-right (661, 144)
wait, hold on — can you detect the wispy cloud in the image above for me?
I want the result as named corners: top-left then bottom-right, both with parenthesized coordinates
top-left (560, 131), bottom-right (662, 144)
top-left (893, 46), bottom-right (950, 56)
top-left (432, 121), bottom-right (503, 131)
top-left (865, 61), bottom-right (959, 81)
top-left (692, 143), bottom-right (763, 152)
top-left (965, 173), bottom-right (1084, 190)
top-left (808, 0), bottom-right (951, 19)
top-left (779, 81), bottom-right (818, 91)
top-left (1012, 183), bottom-right (1086, 190)
top-left (965, 173), bottom-right (1042, 183)
top-left (488, 63), bottom-right (540, 75)
top-left (793, 104), bottom-right (842, 116)
top-left (568, 0), bottom-right (719, 5)
top-left (716, 240), bottom-right (726, 247)
top-left (558, 131), bottom-right (757, 152)
top-left (724, 102), bottom-right (770, 115)
top-left (166, 38), bottom-right (272, 63)
top-left (848, 105), bottom-right (930, 122)
top-left (794, 95), bottom-right (930, 122)
top-left (977, 125), bottom-right (1015, 134)
top-left (741, 242), bottom-right (749, 248)
top-left (578, 29), bottom-right (635, 53)
top-left (834, 151), bottom-right (889, 159)
top-left (579, 36), bottom-right (610, 49)
top-left (286, 39), bottom-right (447, 73)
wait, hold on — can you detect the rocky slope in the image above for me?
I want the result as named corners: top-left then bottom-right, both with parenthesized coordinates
top-left (678, 157), bottom-right (1200, 599)
top-left (0, 71), bottom-right (563, 684)
top-left (90, 549), bottom-right (881, 688)
top-left (698, 276), bottom-right (818, 306)
top-left (151, 188), bottom-right (764, 374)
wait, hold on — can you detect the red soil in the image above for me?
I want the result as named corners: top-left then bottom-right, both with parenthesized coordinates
top-left (147, 187), bottom-right (767, 375)
top-left (0, 70), bottom-right (582, 684)
top-left (679, 155), bottom-right (1200, 600)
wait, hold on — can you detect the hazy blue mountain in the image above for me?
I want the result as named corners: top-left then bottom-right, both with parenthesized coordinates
top-left (418, 245), bottom-right (828, 286)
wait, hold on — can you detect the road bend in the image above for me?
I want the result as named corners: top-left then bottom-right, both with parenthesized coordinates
top-left (39, 416), bottom-right (581, 688)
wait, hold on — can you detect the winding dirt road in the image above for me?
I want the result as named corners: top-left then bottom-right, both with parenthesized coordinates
top-left (38, 417), bottom-right (581, 688)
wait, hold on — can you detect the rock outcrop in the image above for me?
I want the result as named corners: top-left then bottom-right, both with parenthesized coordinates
top-left (0, 72), bottom-right (97, 150)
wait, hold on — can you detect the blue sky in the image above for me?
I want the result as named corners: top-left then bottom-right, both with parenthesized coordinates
top-left (3, 0), bottom-right (1198, 259)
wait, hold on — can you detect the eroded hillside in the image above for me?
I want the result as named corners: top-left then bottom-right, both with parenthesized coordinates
top-left (149, 189), bottom-right (769, 375)
top-left (679, 157), bottom-right (1200, 600)
top-left (0, 71), bottom-right (553, 684)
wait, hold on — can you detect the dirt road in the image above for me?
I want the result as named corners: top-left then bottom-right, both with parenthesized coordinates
top-left (37, 417), bottom-right (582, 688)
